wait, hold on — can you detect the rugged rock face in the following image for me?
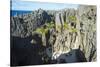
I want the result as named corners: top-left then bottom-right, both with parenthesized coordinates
top-left (11, 8), bottom-right (52, 37)
top-left (77, 5), bottom-right (97, 61)
top-left (11, 5), bottom-right (97, 66)
top-left (52, 5), bottom-right (96, 62)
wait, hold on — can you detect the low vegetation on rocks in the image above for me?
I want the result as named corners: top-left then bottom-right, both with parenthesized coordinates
top-left (11, 5), bottom-right (97, 66)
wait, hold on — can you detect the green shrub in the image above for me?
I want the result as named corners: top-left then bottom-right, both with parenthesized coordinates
top-left (68, 16), bottom-right (77, 21)
top-left (35, 27), bottom-right (48, 35)
top-left (35, 21), bottom-right (55, 35)
top-left (63, 22), bottom-right (69, 30)
top-left (46, 22), bottom-right (55, 29)
top-left (71, 28), bottom-right (78, 33)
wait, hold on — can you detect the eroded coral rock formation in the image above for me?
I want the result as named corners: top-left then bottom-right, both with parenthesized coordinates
top-left (11, 5), bottom-right (97, 65)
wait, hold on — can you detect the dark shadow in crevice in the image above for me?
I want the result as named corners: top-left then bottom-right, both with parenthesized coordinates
top-left (11, 33), bottom-right (87, 66)
top-left (11, 33), bottom-right (45, 66)
top-left (54, 49), bottom-right (87, 64)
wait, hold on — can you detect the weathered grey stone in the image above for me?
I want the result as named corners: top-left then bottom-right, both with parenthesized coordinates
top-left (11, 5), bottom-right (97, 64)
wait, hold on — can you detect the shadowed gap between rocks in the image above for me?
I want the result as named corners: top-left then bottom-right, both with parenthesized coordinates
top-left (11, 34), bottom-right (87, 66)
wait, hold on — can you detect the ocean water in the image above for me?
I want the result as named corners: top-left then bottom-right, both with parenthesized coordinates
top-left (10, 10), bottom-right (32, 16)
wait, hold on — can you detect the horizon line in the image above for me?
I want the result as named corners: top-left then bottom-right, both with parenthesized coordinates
top-left (11, 0), bottom-right (79, 11)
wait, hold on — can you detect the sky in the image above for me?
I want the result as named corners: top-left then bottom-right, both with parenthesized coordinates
top-left (11, 0), bottom-right (79, 11)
